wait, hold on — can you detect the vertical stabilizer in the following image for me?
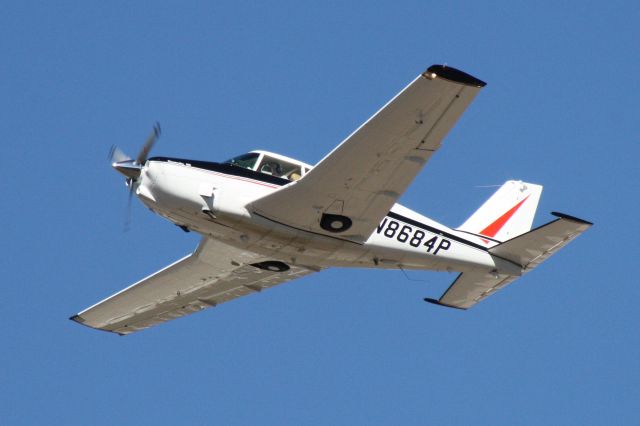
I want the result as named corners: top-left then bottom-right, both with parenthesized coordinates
top-left (457, 181), bottom-right (543, 242)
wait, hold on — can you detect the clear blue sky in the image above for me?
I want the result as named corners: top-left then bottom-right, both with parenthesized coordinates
top-left (1, 1), bottom-right (638, 424)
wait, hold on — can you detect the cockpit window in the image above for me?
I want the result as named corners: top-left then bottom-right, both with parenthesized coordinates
top-left (257, 156), bottom-right (302, 181)
top-left (223, 153), bottom-right (260, 170)
top-left (224, 152), bottom-right (307, 181)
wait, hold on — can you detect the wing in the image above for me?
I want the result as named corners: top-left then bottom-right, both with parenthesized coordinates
top-left (426, 212), bottom-right (592, 309)
top-left (71, 238), bottom-right (317, 335)
top-left (250, 65), bottom-right (486, 243)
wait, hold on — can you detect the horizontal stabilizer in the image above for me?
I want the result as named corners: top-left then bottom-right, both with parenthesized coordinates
top-left (426, 212), bottom-right (592, 309)
top-left (489, 212), bottom-right (592, 270)
top-left (426, 270), bottom-right (518, 309)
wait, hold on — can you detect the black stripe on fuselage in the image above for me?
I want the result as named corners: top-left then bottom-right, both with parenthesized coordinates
top-left (455, 229), bottom-right (501, 244)
top-left (387, 211), bottom-right (488, 251)
top-left (148, 157), bottom-right (290, 186)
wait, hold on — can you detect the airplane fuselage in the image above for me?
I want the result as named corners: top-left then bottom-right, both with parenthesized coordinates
top-left (134, 157), bottom-right (518, 277)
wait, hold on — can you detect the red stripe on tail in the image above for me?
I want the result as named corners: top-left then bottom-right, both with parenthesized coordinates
top-left (479, 195), bottom-right (530, 238)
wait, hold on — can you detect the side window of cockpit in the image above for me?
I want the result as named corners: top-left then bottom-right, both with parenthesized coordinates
top-left (259, 160), bottom-right (283, 176)
top-left (257, 156), bottom-right (304, 180)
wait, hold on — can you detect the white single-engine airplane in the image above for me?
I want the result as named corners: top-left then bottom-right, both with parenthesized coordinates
top-left (71, 65), bottom-right (591, 335)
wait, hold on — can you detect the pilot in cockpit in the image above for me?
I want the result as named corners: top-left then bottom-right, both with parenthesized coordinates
top-left (260, 160), bottom-right (302, 181)
top-left (259, 161), bottom-right (283, 176)
top-left (225, 153), bottom-right (304, 181)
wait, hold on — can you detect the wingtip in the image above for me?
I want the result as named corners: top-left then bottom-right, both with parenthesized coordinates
top-left (551, 212), bottom-right (593, 226)
top-left (69, 314), bottom-right (126, 336)
top-left (424, 65), bottom-right (486, 88)
top-left (423, 298), bottom-right (467, 310)
top-left (69, 314), bottom-right (84, 323)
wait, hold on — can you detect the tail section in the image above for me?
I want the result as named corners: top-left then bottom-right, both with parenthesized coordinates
top-left (427, 212), bottom-right (593, 309)
top-left (457, 180), bottom-right (543, 242)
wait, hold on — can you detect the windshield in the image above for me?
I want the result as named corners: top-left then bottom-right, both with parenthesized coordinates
top-left (223, 153), bottom-right (260, 170)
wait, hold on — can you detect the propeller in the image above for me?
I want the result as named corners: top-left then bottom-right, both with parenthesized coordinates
top-left (109, 122), bottom-right (162, 231)
top-left (108, 145), bottom-right (132, 164)
top-left (135, 122), bottom-right (161, 165)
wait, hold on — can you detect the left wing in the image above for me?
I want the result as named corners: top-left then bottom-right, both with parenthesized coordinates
top-left (71, 238), bottom-right (317, 335)
top-left (250, 65), bottom-right (485, 243)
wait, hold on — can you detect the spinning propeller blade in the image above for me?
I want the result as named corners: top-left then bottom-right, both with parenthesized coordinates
top-left (135, 122), bottom-right (161, 165)
top-left (108, 145), bottom-right (132, 164)
top-left (124, 183), bottom-right (134, 232)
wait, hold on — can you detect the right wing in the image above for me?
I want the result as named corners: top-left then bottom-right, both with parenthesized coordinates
top-left (71, 238), bottom-right (317, 335)
top-left (426, 212), bottom-right (592, 309)
top-left (251, 65), bottom-right (485, 243)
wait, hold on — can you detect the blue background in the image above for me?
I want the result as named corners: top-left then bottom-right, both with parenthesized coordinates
top-left (2, 1), bottom-right (638, 424)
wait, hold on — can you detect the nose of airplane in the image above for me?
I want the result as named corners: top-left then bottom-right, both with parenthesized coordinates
top-left (109, 122), bottom-right (161, 181)
top-left (112, 159), bottom-right (142, 179)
